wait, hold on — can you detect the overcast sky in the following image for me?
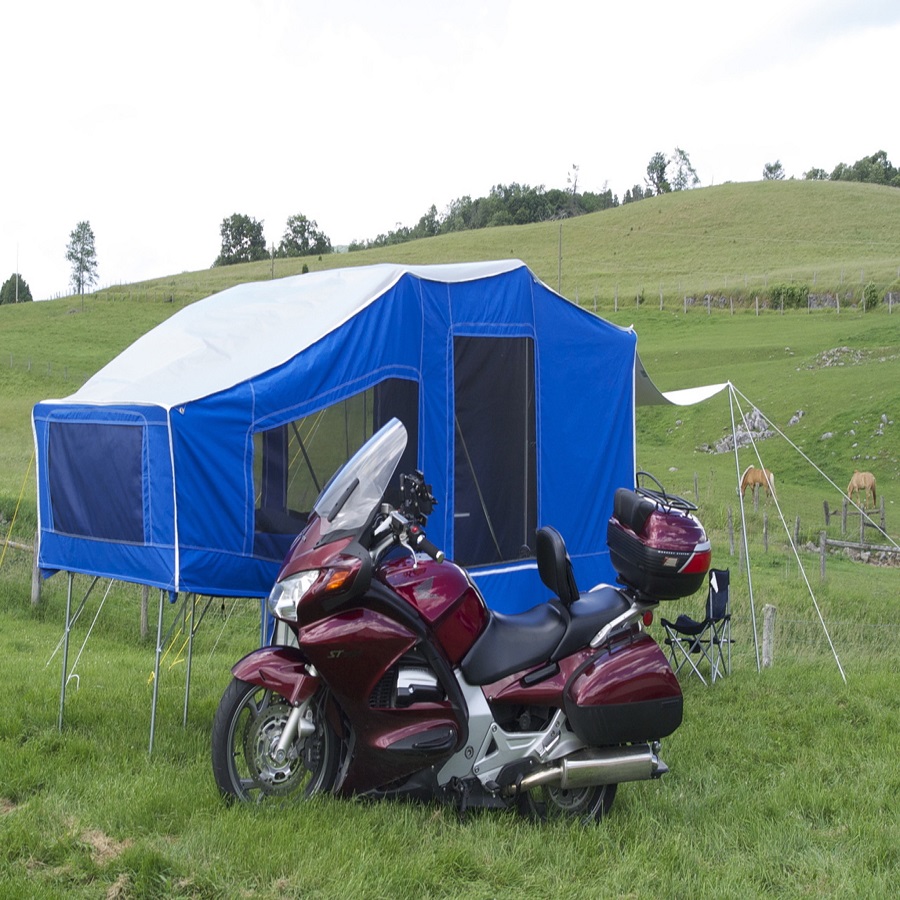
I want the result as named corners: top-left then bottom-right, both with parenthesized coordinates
top-left (3, 0), bottom-right (899, 300)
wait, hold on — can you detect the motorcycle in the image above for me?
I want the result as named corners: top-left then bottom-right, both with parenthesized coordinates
top-left (211, 418), bottom-right (711, 822)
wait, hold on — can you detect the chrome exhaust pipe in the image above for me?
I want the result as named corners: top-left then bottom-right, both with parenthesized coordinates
top-left (508, 744), bottom-right (667, 795)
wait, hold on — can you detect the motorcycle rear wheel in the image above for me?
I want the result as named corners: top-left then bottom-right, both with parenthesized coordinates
top-left (516, 781), bottom-right (617, 824)
top-left (211, 678), bottom-right (339, 803)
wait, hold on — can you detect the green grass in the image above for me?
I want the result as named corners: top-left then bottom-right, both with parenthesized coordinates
top-left (1, 573), bottom-right (896, 898)
top-left (2, 178), bottom-right (900, 897)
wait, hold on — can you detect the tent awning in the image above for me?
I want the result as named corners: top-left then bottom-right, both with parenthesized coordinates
top-left (634, 352), bottom-right (729, 406)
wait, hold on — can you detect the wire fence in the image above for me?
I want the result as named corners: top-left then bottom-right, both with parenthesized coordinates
top-left (578, 286), bottom-right (900, 316)
top-left (4, 352), bottom-right (92, 387)
top-left (727, 614), bottom-right (900, 666)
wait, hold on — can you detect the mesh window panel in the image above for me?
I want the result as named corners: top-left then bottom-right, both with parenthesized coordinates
top-left (48, 421), bottom-right (144, 543)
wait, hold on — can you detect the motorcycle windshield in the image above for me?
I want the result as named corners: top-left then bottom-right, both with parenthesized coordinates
top-left (312, 417), bottom-right (408, 539)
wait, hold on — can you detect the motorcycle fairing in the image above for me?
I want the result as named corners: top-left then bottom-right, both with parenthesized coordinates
top-left (231, 645), bottom-right (320, 707)
top-left (296, 583), bottom-right (472, 795)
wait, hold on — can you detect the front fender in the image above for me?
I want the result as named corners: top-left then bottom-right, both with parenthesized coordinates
top-left (232, 645), bottom-right (320, 706)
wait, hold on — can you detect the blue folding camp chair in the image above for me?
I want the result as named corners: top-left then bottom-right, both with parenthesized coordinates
top-left (661, 568), bottom-right (731, 685)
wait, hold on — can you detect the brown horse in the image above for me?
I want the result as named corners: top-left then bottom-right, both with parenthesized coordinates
top-left (847, 470), bottom-right (876, 507)
top-left (740, 466), bottom-right (776, 498)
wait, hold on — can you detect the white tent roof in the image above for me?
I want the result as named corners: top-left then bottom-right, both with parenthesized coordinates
top-left (56, 258), bottom-right (726, 410)
top-left (58, 260), bottom-right (526, 409)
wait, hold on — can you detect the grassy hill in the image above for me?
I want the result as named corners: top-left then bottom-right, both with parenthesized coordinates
top-left (95, 178), bottom-right (900, 302)
top-left (1, 179), bottom-right (899, 896)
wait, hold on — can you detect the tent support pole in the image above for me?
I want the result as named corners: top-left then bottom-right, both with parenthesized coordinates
top-left (149, 589), bottom-right (165, 754)
top-left (58, 572), bottom-right (74, 731)
top-left (183, 594), bottom-right (195, 728)
top-left (729, 385), bottom-right (762, 672)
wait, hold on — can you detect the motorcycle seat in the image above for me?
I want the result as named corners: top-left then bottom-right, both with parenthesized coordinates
top-left (550, 584), bottom-right (631, 660)
top-left (459, 602), bottom-right (568, 686)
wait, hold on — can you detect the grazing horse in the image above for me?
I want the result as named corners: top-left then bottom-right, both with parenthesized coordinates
top-left (847, 470), bottom-right (876, 507)
top-left (740, 466), bottom-right (776, 499)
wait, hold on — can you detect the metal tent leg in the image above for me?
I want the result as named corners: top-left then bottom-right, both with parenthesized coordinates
top-left (58, 572), bottom-right (74, 731)
top-left (149, 588), bottom-right (165, 755)
top-left (183, 594), bottom-right (195, 727)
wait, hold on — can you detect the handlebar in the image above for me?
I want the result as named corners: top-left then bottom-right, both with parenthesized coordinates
top-left (408, 523), bottom-right (445, 563)
top-left (370, 507), bottom-right (445, 564)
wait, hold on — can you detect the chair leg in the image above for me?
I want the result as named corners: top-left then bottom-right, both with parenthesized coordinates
top-left (708, 621), bottom-right (732, 682)
top-left (665, 634), bottom-right (708, 686)
top-left (725, 620), bottom-right (732, 676)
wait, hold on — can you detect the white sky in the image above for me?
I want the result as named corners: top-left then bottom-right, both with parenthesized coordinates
top-left (3, 0), bottom-right (899, 300)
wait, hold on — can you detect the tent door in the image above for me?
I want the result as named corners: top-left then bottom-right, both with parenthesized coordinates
top-left (452, 336), bottom-right (536, 567)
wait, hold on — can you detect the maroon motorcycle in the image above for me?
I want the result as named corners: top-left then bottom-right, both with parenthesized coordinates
top-left (211, 419), bottom-right (711, 822)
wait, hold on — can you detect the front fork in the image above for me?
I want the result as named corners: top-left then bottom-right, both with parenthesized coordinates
top-left (272, 695), bottom-right (318, 763)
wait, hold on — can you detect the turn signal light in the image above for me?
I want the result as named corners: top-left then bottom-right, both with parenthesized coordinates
top-left (323, 567), bottom-right (356, 593)
top-left (642, 611), bottom-right (654, 627)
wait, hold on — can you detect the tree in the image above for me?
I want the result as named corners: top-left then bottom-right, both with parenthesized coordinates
top-left (763, 160), bottom-right (785, 180)
top-left (415, 204), bottom-right (441, 237)
top-left (803, 167), bottom-right (828, 180)
top-left (213, 213), bottom-right (268, 266)
top-left (278, 214), bottom-right (333, 257)
top-left (66, 221), bottom-right (98, 295)
top-left (0, 273), bottom-right (33, 304)
top-left (670, 147), bottom-right (700, 191)
top-left (830, 150), bottom-right (899, 187)
top-left (646, 152), bottom-right (671, 195)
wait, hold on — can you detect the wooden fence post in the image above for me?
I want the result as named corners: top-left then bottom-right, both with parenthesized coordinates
top-left (693, 472), bottom-right (699, 503)
top-left (823, 500), bottom-right (830, 526)
top-left (794, 515), bottom-right (800, 546)
top-left (762, 604), bottom-right (777, 667)
top-left (841, 499), bottom-right (847, 535)
top-left (819, 531), bottom-right (827, 580)
top-left (763, 513), bottom-right (769, 552)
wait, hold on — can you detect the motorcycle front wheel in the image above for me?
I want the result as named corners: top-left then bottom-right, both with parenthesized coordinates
top-left (516, 781), bottom-right (617, 824)
top-left (211, 678), bottom-right (340, 803)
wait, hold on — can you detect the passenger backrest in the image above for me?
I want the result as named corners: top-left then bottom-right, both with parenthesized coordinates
top-left (535, 525), bottom-right (579, 607)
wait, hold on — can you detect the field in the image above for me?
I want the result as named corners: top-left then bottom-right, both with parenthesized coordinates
top-left (1, 180), bottom-right (899, 897)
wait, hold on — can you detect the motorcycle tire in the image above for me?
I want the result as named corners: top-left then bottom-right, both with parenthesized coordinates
top-left (516, 781), bottom-right (617, 824)
top-left (211, 677), bottom-right (339, 803)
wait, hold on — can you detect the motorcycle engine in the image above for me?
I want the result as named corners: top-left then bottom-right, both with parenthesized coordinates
top-left (394, 667), bottom-right (444, 707)
top-left (368, 664), bottom-right (445, 708)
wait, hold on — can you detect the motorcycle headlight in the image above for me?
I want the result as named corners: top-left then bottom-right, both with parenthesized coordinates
top-left (267, 570), bottom-right (321, 622)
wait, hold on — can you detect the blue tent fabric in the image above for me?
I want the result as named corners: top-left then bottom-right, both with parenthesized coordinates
top-left (33, 260), bottom-right (641, 613)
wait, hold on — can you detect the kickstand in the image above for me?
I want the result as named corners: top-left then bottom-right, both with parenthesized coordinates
top-left (448, 777), bottom-right (470, 823)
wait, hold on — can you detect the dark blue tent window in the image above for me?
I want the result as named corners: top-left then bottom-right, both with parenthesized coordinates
top-left (453, 336), bottom-right (536, 566)
top-left (48, 422), bottom-right (144, 543)
top-left (254, 379), bottom-right (419, 559)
